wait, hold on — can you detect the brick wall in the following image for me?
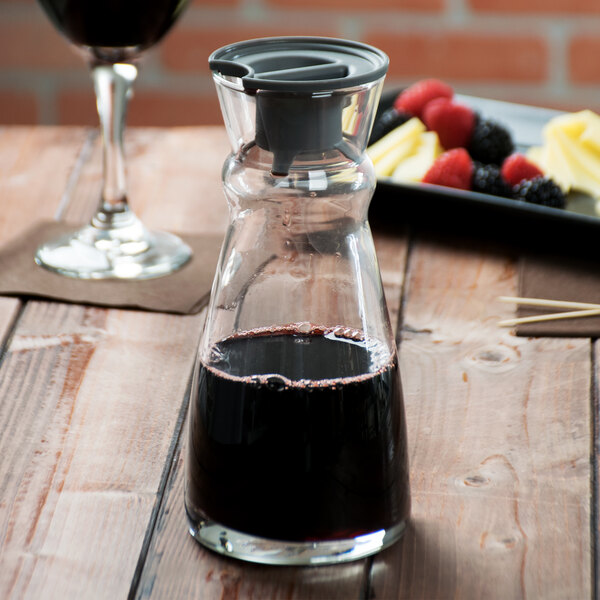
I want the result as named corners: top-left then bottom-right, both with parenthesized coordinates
top-left (1, 0), bottom-right (600, 126)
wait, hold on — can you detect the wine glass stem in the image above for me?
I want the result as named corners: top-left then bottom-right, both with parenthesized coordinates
top-left (92, 62), bottom-right (138, 226)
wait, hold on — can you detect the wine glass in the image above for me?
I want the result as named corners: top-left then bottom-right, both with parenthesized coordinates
top-left (35, 0), bottom-right (192, 279)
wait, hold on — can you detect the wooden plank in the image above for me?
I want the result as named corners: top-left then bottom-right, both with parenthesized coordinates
top-left (131, 226), bottom-right (409, 599)
top-left (0, 299), bottom-right (21, 348)
top-left (0, 303), bottom-right (204, 598)
top-left (64, 127), bottom-right (229, 233)
top-left (0, 127), bottom-right (231, 598)
top-left (371, 236), bottom-right (592, 599)
top-left (0, 127), bottom-right (91, 344)
top-left (0, 127), bottom-right (91, 235)
top-left (373, 226), bottom-right (409, 335)
top-left (593, 340), bottom-right (600, 600)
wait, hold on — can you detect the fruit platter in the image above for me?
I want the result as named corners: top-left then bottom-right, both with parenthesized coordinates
top-left (368, 80), bottom-right (600, 250)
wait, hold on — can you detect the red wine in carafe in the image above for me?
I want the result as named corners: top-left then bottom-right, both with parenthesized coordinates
top-left (185, 326), bottom-right (410, 542)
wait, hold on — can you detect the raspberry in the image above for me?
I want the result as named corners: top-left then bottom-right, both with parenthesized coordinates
top-left (501, 153), bottom-right (544, 187)
top-left (513, 177), bottom-right (566, 208)
top-left (369, 107), bottom-right (411, 145)
top-left (422, 98), bottom-right (476, 150)
top-left (468, 116), bottom-right (514, 165)
top-left (471, 162), bottom-right (512, 197)
top-left (394, 79), bottom-right (454, 119)
top-left (422, 148), bottom-right (474, 191)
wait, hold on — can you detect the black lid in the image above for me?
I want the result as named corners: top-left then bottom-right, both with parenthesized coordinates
top-left (209, 37), bottom-right (389, 174)
top-left (209, 36), bottom-right (388, 93)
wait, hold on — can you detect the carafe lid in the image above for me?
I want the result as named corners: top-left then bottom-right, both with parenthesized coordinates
top-left (209, 37), bottom-right (389, 174)
top-left (208, 36), bottom-right (388, 93)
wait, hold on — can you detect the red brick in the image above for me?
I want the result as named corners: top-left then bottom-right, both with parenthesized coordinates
top-left (469, 0), bottom-right (600, 13)
top-left (0, 21), bottom-right (81, 69)
top-left (161, 25), bottom-right (340, 73)
top-left (365, 32), bottom-right (548, 82)
top-left (0, 91), bottom-right (38, 124)
top-left (58, 89), bottom-right (222, 126)
top-left (569, 37), bottom-right (600, 83)
top-left (266, 0), bottom-right (442, 9)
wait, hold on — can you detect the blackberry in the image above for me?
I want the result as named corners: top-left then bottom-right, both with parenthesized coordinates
top-left (471, 162), bottom-right (512, 198)
top-left (468, 116), bottom-right (514, 165)
top-left (513, 177), bottom-right (567, 209)
top-left (369, 107), bottom-right (411, 145)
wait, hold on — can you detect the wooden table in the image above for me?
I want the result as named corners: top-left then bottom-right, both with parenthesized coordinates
top-left (0, 126), bottom-right (592, 599)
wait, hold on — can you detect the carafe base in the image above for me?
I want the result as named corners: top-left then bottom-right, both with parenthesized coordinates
top-left (186, 513), bottom-right (407, 566)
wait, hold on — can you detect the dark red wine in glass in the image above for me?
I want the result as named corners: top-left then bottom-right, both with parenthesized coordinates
top-left (37, 0), bottom-right (187, 53)
top-left (34, 0), bottom-right (192, 280)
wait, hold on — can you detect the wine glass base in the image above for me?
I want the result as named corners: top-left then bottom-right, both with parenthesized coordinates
top-left (186, 514), bottom-right (407, 566)
top-left (35, 223), bottom-right (192, 280)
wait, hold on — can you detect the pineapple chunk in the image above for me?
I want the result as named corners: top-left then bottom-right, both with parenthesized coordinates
top-left (528, 108), bottom-right (600, 200)
top-left (577, 110), bottom-right (600, 153)
top-left (367, 117), bottom-right (426, 176)
top-left (537, 142), bottom-right (573, 193)
top-left (391, 131), bottom-right (443, 183)
top-left (545, 111), bottom-right (587, 140)
top-left (372, 137), bottom-right (421, 178)
top-left (342, 94), bottom-right (359, 135)
top-left (525, 145), bottom-right (545, 171)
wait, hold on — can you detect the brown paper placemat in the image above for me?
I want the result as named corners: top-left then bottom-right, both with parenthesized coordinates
top-left (0, 221), bottom-right (223, 314)
top-left (516, 253), bottom-right (600, 337)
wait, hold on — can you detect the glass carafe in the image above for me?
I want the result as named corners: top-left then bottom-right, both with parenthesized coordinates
top-left (185, 37), bottom-right (410, 566)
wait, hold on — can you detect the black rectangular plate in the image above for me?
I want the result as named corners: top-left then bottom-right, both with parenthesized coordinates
top-left (369, 91), bottom-right (600, 256)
